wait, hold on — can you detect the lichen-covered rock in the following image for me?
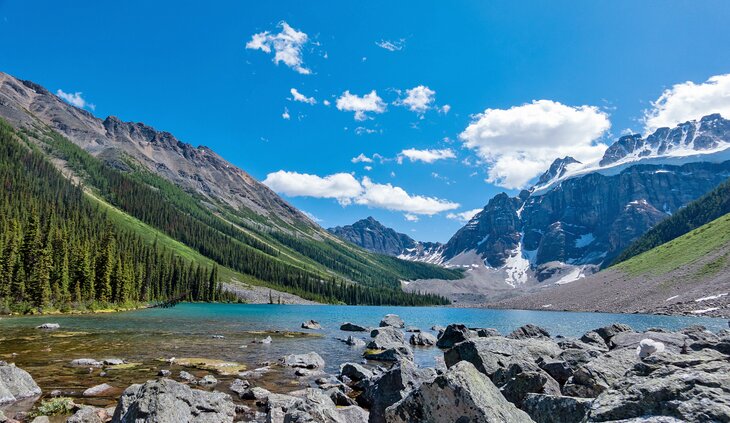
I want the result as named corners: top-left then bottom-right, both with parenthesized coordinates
top-left (436, 324), bottom-right (471, 348)
top-left (522, 393), bottom-right (593, 423)
top-left (494, 362), bottom-right (561, 408)
top-left (280, 352), bottom-right (325, 369)
top-left (111, 378), bottom-right (235, 423)
top-left (263, 388), bottom-right (366, 423)
top-left (538, 358), bottom-right (573, 386)
top-left (385, 361), bottom-right (533, 423)
top-left (508, 324), bottom-right (551, 340)
top-left (379, 314), bottom-right (404, 328)
top-left (610, 331), bottom-right (687, 353)
top-left (357, 360), bottom-right (436, 423)
top-left (409, 332), bottom-right (437, 346)
top-left (0, 362), bottom-right (41, 405)
top-left (363, 346), bottom-right (413, 362)
top-left (580, 331), bottom-right (609, 350)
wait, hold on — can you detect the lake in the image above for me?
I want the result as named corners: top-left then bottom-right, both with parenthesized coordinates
top-left (0, 303), bottom-right (727, 412)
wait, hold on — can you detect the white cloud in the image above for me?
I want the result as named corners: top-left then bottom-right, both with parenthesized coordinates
top-left (399, 148), bottom-right (456, 164)
top-left (404, 213), bottom-right (419, 222)
top-left (246, 21), bottom-right (311, 74)
top-left (264, 172), bottom-right (458, 215)
top-left (355, 126), bottom-right (379, 135)
top-left (290, 88), bottom-right (316, 105)
top-left (336, 90), bottom-right (386, 121)
top-left (355, 177), bottom-right (459, 215)
top-left (459, 100), bottom-right (610, 189)
top-left (394, 85), bottom-right (436, 114)
top-left (56, 89), bottom-right (95, 110)
top-left (644, 73), bottom-right (730, 133)
top-left (439, 104), bottom-right (451, 115)
top-left (351, 153), bottom-right (373, 163)
top-left (282, 107), bottom-right (290, 120)
top-left (323, 99), bottom-right (331, 106)
top-left (263, 171), bottom-right (362, 205)
top-left (447, 208), bottom-right (482, 223)
top-left (376, 39), bottom-right (405, 52)
top-left (301, 210), bottom-right (322, 223)
top-left (364, 166), bottom-right (372, 171)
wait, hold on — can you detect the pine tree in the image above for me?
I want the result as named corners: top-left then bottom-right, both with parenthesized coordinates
top-left (95, 226), bottom-right (115, 303)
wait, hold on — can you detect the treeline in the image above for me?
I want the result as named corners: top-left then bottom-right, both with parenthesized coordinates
top-left (0, 121), bottom-right (235, 313)
top-left (611, 177), bottom-right (730, 266)
top-left (38, 126), bottom-right (450, 306)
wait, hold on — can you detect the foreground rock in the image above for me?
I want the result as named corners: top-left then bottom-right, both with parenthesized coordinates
top-left (523, 393), bottom-right (593, 423)
top-left (280, 352), bottom-right (325, 369)
top-left (367, 326), bottom-right (407, 350)
top-left (435, 323), bottom-right (471, 348)
top-left (379, 314), bottom-right (404, 328)
top-left (385, 361), bottom-right (533, 423)
top-left (409, 332), bottom-right (437, 346)
top-left (263, 388), bottom-right (368, 423)
top-left (111, 378), bottom-right (235, 422)
top-left (0, 362), bottom-right (41, 405)
top-left (508, 324), bottom-right (551, 340)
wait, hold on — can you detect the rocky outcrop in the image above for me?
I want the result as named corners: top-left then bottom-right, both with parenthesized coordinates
top-left (385, 361), bottom-right (534, 423)
top-left (379, 314), bottom-right (405, 328)
top-left (111, 378), bottom-right (235, 422)
top-left (435, 323), bottom-right (471, 348)
top-left (509, 324), bottom-right (551, 339)
top-left (0, 362), bottom-right (41, 405)
top-left (522, 393), bottom-right (593, 423)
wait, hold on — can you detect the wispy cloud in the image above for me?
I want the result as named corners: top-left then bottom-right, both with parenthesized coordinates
top-left (376, 39), bottom-right (405, 52)
top-left (290, 88), bottom-right (316, 105)
top-left (56, 89), bottom-right (95, 111)
top-left (398, 148), bottom-right (456, 164)
top-left (246, 21), bottom-right (311, 74)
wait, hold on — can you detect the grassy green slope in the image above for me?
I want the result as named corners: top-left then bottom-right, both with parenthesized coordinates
top-left (613, 211), bottom-right (730, 277)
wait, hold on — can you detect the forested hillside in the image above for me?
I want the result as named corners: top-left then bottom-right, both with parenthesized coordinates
top-left (611, 177), bottom-right (730, 266)
top-left (0, 120), bottom-right (452, 311)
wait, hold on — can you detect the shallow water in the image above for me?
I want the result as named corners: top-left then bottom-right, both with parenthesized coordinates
top-left (0, 303), bottom-right (727, 414)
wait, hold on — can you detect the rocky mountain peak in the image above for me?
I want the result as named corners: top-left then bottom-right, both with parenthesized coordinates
top-left (537, 156), bottom-right (581, 185)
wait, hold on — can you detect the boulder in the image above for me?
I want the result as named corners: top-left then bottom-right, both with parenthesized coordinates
top-left (405, 326), bottom-right (421, 333)
top-left (103, 358), bottom-right (125, 366)
top-left (538, 358), bottom-right (574, 386)
top-left (564, 347), bottom-right (638, 398)
top-left (30, 417), bottom-right (49, 423)
top-left (357, 359), bottom-right (436, 423)
top-left (595, 323), bottom-right (633, 346)
top-left (476, 328), bottom-right (501, 337)
top-left (580, 331), bottom-right (609, 350)
top-left (67, 406), bottom-right (113, 423)
top-left (368, 326), bottom-right (406, 350)
top-left (111, 378), bottom-right (235, 423)
top-left (340, 322), bottom-right (368, 332)
top-left (36, 323), bottom-right (59, 329)
top-left (70, 359), bottom-right (103, 367)
top-left (178, 371), bottom-right (196, 383)
top-left (436, 324), bottom-right (471, 348)
top-left (263, 388), bottom-right (366, 423)
top-left (83, 383), bottom-right (114, 397)
top-left (323, 387), bottom-right (357, 406)
top-left (409, 332), bottom-right (437, 346)
top-left (340, 363), bottom-right (373, 382)
top-left (610, 331), bottom-right (688, 353)
top-left (508, 324), bottom-right (551, 339)
top-left (364, 346), bottom-right (413, 362)
top-left (444, 336), bottom-right (563, 378)
top-left (345, 336), bottom-right (366, 347)
top-left (229, 379), bottom-right (250, 398)
top-left (522, 393), bottom-right (593, 423)
top-left (379, 314), bottom-right (405, 328)
top-left (281, 352), bottom-right (325, 369)
top-left (587, 351), bottom-right (730, 422)
top-left (197, 375), bottom-right (217, 386)
top-left (157, 370), bottom-right (171, 377)
top-left (301, 320), bottom-right (322, 330)
top-left (385, 361), bottom-right (533, 423)
top-left (494, 362), bottom-right (561, 408)
top-left (0, 362), bottom-right (41, 405)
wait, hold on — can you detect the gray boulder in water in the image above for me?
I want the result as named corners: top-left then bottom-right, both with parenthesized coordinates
top-left (364, 346), bottom-right (413, 362)
top-left (379, 314), bottom-right (404, 328)
top-left (301, 320), bottom-right (322, 330)
top-left (340, 322), bottom-right (368, 332)
top-left (280, 352), bottom-right (325, 369)
top-left (111, 378), bottom-right (235, 423)
top-left (36, 323), bottom-right (60, 329)
top-left (436, 323), bottom-right (471, 348)
top-left (368, 326), bottom-right (406, 350)
top-left (385, 361), bottom-right (533, 423)
top-left (0, 362), bottom-right (41, 405)
top-left (409, 332), bottom-right (437, 346)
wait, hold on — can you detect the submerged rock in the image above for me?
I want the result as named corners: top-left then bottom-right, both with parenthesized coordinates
top-left (301, 320), bottom-right (322, 330)
top-left (385, 361), bottom-right (533, 423)
top-left (0, 362), bottom-right (41, 405)
top-left (281, 352), bottom-right (325, 369)
top-left (340, 322), bottom-right (368, 332)
top-left (379, 314), bottom-right (405, 328)
top-left (70, 358), bottom-right (103, 367)
top-left (36, 323), bottom-right (60, 330)
top-left (111, 378), bottom-right (235, 423)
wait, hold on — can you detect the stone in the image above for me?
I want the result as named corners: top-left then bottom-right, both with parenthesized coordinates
top-left (538, 358), bottom-right (574, 386)
top-left (111, 378), bottom-right (235, 423)
top-left (476, 327), bottom-right (501, 337)
top-left (178, 371), bottom-right (196, 383)
top-left (229, 379), bottom-right (250, 398)
top-left (254, 336), bottom-right (272, 344)
top-left (67, 406), bottom-right (113, 423)
top-left (340, 363), bottom-right (373, 382)
top-left (281, 352), bottom-right (325, 369)
top-left (595, 323), bottom-right (633, 345)
top-left (264, 388), bottom-right (366, 423)
top-left (385, 361), bottom-right (533, 423)
top-left (0, 362), bottom-right (41, 405)
top-left (157, 370), bottom-right (171, 377)
top-left (340, 322), bottom-right (368, 332)
top-left (345, 335), bottom-right (366, 347)
top-left (495, 362), bottom-right (562, 408)
top-left (636, 338), bottom-right (665, 358)
top-left (83, 383), bottom-right (114, 397)
top-left (580, 331), bottom-right (609, 349)
top-left (379, 314), bottom-right (404, 328)
top-left (197, 375), bottom-right (217, 385)
top-left (368, 326), bottom-right (407, 350)
top-left (405, 326), bottom-right (420, 333)
top-left (444, 336), bottom-right (562, 378)
top-left (357, 359), bottom-right (436, 423)
top-left (36, 323), bottom-right (59, 330)
top-left (103, 358), bottom-right (125, 366)
top-left (508, 324), bottom-right (551, 339)
top-left (323, 387), bottom-right (357, 406)
top-left (431, 325), bottom-right (445, 332)
top-left (240, 386), bottom-right (271, 401)
top-left (364, 346), bottom-right (414, 362)
top-left (30, 417), bottom-right (49, 423)
top-left (70, 359), bottom-right (103, 367)
top-left (301, 320), bottom-right (322, 330)
top-left (409, 332), bottom-right (437, 346)
top-left (210, 335), bottom-right (225, 339)
top-left (522, 393), bottom-right (593, 423)
top-left (565, 347), bottom-right (638, 397)
top-left (435, 323), bottom-right (471, 348)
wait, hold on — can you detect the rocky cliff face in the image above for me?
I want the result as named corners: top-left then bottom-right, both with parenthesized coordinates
top-left (442, 114), bottom-right (730, 284)
top-left (328, 217), bottom-right (444, 263)
top-left (0, 72), bottom-right (311, 228)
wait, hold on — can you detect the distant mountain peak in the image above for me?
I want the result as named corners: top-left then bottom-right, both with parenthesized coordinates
top-left (537, 156), bottom-right (581, 185)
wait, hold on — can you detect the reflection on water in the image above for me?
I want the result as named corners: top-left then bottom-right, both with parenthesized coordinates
top-left (0, 303), bottom-right (726, 413)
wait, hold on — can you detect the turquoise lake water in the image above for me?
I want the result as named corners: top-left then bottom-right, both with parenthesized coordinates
top-left (0, 303), bottom-right (727, 411)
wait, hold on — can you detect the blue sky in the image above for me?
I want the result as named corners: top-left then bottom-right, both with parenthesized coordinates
top-left (2, 1), bottom-right (730, 241)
